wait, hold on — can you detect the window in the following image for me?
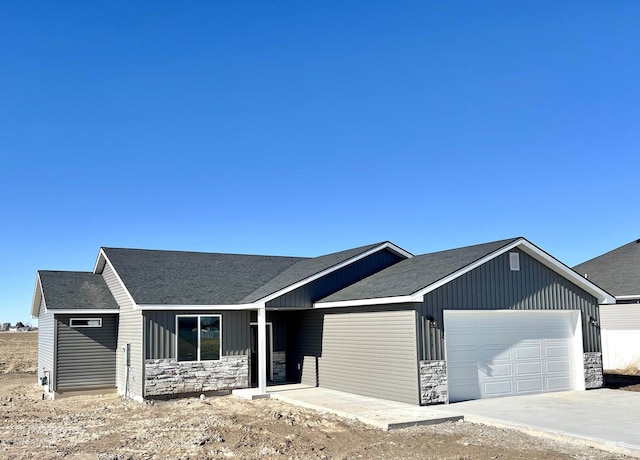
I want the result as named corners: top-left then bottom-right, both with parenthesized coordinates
top-left (70, 318), bottom-right (102, 328)
top-left (177, 315), bottom-right (221, 362)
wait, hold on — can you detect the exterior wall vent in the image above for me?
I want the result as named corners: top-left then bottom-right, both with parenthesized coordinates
top-left (509, 252), bottom-right (520, 271)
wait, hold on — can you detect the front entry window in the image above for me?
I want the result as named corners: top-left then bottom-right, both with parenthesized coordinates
top-left (177, 315), bottom-right (221, 362)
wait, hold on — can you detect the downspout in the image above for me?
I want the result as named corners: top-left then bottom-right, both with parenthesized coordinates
top-left (124, 342), bottom-right (131, 399)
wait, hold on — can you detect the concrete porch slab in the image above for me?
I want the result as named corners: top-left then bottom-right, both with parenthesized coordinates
top-left (265, 384), bottom-right (462, 431)
top-left (232, 388), bottom-right (271, 400)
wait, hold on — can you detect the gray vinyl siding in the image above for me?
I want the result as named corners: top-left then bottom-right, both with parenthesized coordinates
top-left (418, 249), bottom-right (602, 360)
top-left (37, 302), bottom-right (55, 388)
top-left (102, 261), bottom-right (143, 398)
top-left (55, 314), bottom-right (117, 390)
top-left (600, 304), bottom-right (640, 330)
top-left (267, 250), bottom-right (403, 308)
top-left (145, 310), bottom-right (250, 359)
top-left (291, 307), bottom-right (419, 404)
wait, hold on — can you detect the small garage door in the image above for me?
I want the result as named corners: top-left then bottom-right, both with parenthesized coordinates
top-left (445, 310), bottom-right (584, 402)
top-left (318, 310), bottom-right (419, 405)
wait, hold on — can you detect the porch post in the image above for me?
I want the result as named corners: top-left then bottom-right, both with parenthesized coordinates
top-left (257, 305), bottom-right (267, 394)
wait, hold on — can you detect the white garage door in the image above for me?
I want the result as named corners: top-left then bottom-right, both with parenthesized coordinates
top-left (445, 310), bottom-right (584, 403)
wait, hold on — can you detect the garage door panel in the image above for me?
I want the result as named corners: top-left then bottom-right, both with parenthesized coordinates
top-left (514, 346), bottom-right (542, 360)
top-left (546, 360), bottom-right (571, 373)
top-left (485, 380), bottom-right (512, 396)
top-left (482, 363), bottom-right (511, 377)
top-left (516, 362), bottom-right (543, 375)
top-left (547, 376), bottom-right (572, 390)
top-left (446, 310), bottom-right (582, 402)
top-left (516, 378), bottom-right (543, 392)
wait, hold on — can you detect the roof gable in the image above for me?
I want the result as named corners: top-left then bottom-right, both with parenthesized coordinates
top-left (33, 271), bottom-right (118, 315)
top-left (320, 238), bottom-right (519, 302)
top-left (319, 237), bottom-right (615, 305)
top-left (573, 239), bottom-right (640, 298)
top-left (101, 247), bottom-right (306, 305)
top-left (241, 242), bottom-right (410, 303)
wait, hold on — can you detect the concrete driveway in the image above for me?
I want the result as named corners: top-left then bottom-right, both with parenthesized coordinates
top-left (437, 389), bottom-right (640, 457)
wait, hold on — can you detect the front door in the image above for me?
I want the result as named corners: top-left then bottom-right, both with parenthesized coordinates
top-left (250, 323), bottom-right (272, 387)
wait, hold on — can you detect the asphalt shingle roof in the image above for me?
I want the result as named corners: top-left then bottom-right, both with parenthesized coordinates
top-left (102, 243), bottom-right (388, 305)
top-left (573, 239), bottom-right (640, 297)
top-left (102, 248), bottom-right (306, 305)
top-left (319, 238), bottom-right (520, 302)
top-left (39, 271), bottom-right (119, 310)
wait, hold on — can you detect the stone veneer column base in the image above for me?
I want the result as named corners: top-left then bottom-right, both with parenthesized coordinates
top-left (584, 352), bottom-right (604, 389)
top-left (145, 356), bottom-right (249, 397)
top-left (420, 360), bottom-right (447, 405)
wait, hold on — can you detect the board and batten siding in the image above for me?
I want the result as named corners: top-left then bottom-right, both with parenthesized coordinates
top-left (102, 261), bottom-right (143, 398)
top-left (291, 306), bottom-right (419, 404)
top-left (266, 250), bottom-right (403, 308)
top-left (145, 310), bottom-right (250, 359)
top-left (418, 248), bottom-right (601, 360)
top-left (600, 304), bottom-right (640, 330)
top-left (37, 301), bottom-right (55, 389)
top-left (55, 314), bottom-right (117, 390)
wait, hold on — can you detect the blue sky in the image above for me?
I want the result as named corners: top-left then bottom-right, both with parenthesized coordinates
top-left (1, 1), bottom-right (638, 325)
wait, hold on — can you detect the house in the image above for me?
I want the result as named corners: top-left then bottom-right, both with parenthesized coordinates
top-left (574, 239), bottom-right (640, 371)
top-left (32, 237), bottom-right (614, 404)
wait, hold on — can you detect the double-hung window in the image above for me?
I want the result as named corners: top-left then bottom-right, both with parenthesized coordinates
top-left (176, 315), bottom-right (221, 362)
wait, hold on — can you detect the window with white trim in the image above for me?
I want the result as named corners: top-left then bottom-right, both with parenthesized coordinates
top-left (70, 318), bottom-right (102, 328)
top-left (177, 315), bottom-right (221, 362)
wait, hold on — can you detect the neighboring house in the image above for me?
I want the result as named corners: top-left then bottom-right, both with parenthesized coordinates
top-left (574, 239), bottom-right (640, 371)
top-left (31, 237), bottom-right (613, 404)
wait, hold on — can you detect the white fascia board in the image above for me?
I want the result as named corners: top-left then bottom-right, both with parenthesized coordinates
top-left (407, 238), bottom-right (616, 305)
top-left (30, 274), bottom-right (43, 318)
top-left (256, 242), bottom-right (413, 304)
top-left (93, 248), bottom-right (108, 273)
top-left (48, 309), bottom-right (120, 314)
top-left (314, 296), bottom-right (415, 308)
top-left (614, 295), bottom-right (640, 300)
top-left (137, 303), bottom-right (262, 311)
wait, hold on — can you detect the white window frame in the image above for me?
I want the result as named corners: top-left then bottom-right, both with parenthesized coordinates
top-left (70, 318), bottom-right (102, 328)
top-left (175, 314), bottom-right (222, 362)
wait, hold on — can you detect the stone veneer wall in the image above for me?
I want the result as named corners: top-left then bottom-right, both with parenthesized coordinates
top-left (145, 356), bottom-right (249, 396)
top-left (584, 352), bottom-right (604, 389)
top-left (272, 351), bottom-right (286, 382)
top-left (419, 360), bottom-right (447, 405)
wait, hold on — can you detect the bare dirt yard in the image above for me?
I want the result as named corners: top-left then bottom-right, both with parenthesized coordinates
top-left (0, 332), bottom-right (632, 459)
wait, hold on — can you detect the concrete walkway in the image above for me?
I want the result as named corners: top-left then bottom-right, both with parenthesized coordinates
top-left (236, 385), bottom-right (640, 457)
top-left (264, 384), bottom-right (462, 430)
top-left (437, 389), bottom-right (640, 458)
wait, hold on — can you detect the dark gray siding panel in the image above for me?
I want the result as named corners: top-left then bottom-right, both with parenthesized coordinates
top-left (418, 249), bottom-right (601, 360)
top-left (267, 250), bottom-right (403, 308)
top-left (37, 303), bottom-right (55, 388)
top-left (145, 310), bottom-right (250, 359)
top-left (289, 310), bottom-right (324, 386)
top-left (55, 314), bottom-right (117, 390)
